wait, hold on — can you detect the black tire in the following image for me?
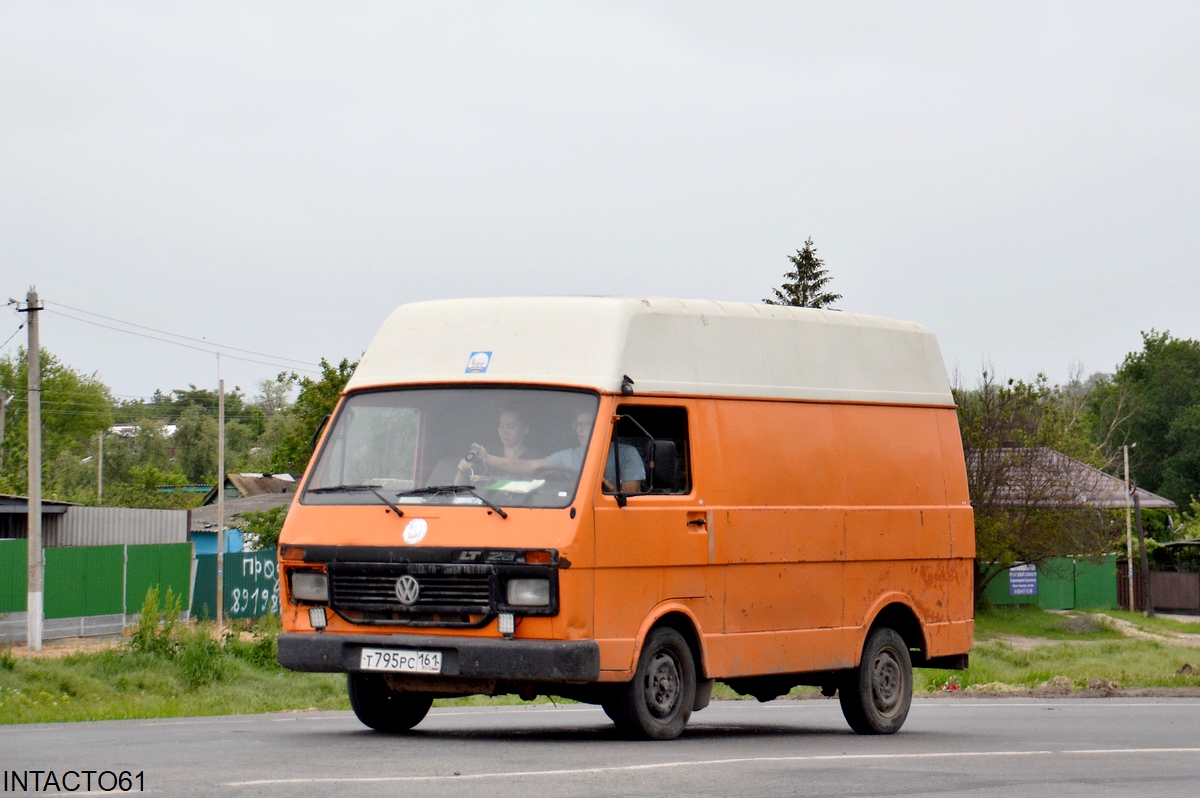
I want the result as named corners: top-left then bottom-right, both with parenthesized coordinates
top-left (600, 699), bottom-right (622, 725)
top-left (609, 627), bottom-right (696, 740)
top-left (347, 673), bottom-right (434, 733)
top-left (839, 627), bottom-right (912, 735)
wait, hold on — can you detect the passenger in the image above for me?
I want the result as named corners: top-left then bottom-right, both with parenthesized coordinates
top-left (471, 410), bottom-right (644, 493)
top-left (457, 409), bottom-right (542, 482)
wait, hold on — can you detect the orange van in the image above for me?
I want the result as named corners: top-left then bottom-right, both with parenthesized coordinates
top-left (277, 297), bottom-right (974, 739)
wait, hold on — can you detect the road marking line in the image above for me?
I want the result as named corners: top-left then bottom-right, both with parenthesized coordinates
top-left (225, 747), bottom-right (1200, 786)
top-left (905, 702), bottom-right (1200, 709)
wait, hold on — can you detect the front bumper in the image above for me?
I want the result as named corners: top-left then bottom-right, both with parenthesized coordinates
top-left (277, 632), bottom-right (600, 683)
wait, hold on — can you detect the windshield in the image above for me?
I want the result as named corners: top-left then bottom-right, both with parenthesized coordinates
top-left (303, 387), bottom-right (600, 509)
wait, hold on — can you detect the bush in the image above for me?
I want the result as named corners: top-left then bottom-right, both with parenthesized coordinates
top-left (122, 586), bottom-right (285, 690)
top-left (128, 587), bottom-right (181, 658)
top-left (224, 616), bottom-right (282, 671)
top-left (175, 627), bottom-right (229, 688)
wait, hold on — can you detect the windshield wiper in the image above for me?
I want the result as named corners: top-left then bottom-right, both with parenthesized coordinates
top-left (397, 485), bottom-right (509, 519)
top-left (307, 484), bottom-right (404, 518)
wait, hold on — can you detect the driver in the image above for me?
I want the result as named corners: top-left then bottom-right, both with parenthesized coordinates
top-left (457, 409), bottom-right (542, 482)
top-left (470, 410), bottom-right (644, 494)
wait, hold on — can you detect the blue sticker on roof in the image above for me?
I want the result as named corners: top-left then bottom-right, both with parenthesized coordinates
top-left (465, 351), bottom-right (492, 373)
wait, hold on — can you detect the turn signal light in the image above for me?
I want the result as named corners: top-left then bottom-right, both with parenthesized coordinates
top-left (524, 550), bottom-right (552, 564)
top-left (280, 545), bottom-right (305, 561)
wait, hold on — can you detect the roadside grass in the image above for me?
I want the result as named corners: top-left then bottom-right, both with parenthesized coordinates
top-left (1101, 609), bottom-right (1200, 635)
top-left (915, 605), bottom-right (1200, 693)
top-left (973, 605), bottom-right (1124, 641)
top-left (917, 638), bottom-right (1200, 692)
top-left (0, 647), bottom-right (347, 724)
top-left (4, 600), bottom-right (1200, 724)
top-left (0, 589), bottom-right (348, 725)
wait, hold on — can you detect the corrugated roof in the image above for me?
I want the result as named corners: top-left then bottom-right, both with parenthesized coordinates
top-left (189, 494), bottom-right (294, 532)
top-left (968, 447), bottom-right (1176, 510)
top-left (0, 493), bottom-right (77, 510)
top-left (202, 473), bottom-right (297, 506)
top-left (50, 506), bottom-right (187, 547)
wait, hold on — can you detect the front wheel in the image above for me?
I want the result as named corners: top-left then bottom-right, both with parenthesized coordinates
top-left (839, 627), bottom-right (912, 735)
top-left (347, 673), bottom-right (434, 733)
top-left (608, 627), bottom-right (696, 740)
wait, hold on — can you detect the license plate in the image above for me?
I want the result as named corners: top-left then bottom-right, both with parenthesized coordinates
top-left (359, 647), bottom-right (442, 674)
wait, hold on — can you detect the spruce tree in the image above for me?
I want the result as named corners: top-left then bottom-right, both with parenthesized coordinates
top-left (764, 237), bottom-right (842, 308)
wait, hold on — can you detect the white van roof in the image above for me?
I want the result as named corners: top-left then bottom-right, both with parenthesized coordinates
top-left (346, 297), bottom-right (954, 406)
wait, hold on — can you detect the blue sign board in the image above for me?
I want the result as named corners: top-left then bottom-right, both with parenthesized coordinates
top-left (1009, 563), bottom-right (1038, 596)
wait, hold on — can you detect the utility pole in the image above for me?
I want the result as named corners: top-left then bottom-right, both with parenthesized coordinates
top-left (22, 288), bottom-right (44, 651)
top-left (0, 391), bottom-right (7, 468)
top-left (1133, 488), bottom-right (1154, 617)
top-left (1124, 445), bottom-right (1135, 612)
top-left (216, 376), bottom-right (225, 632)
top-left (97, 431), bottom-right (103, 505)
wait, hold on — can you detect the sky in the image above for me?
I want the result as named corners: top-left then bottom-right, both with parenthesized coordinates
top-left (2, 2), bottom-right (1198, 401)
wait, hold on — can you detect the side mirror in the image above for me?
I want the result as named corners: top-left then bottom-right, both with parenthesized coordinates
top-left (311, 413), bottom-right (332, 450)
top-left (650, 440), bottom-right (677, 491)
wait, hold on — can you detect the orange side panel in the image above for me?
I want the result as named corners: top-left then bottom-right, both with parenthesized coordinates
top-left (724, 562), bottom-right (843, 633)
top-left (925, 619), bottom-right (975, 658)
top-left (831, 405), bottom-right (949, 507)
top-left (593, 567), bottom-right (660, 642)
top-left (722, 508), bottom-right (846, 564)
top-left (704, 628), bottom-right (858, 677)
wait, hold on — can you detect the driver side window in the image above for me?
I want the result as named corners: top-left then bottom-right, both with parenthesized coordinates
top-left (605, 405), bottom-right (691, 495)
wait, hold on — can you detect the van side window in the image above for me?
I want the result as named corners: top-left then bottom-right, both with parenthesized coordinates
top-left (608, 405), bottom-right (691, 495)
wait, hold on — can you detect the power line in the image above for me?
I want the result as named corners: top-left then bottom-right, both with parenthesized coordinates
top-left (0, 323), bottom-right (23, 350)
top-left (45, 300), bottom-right (317, 368)
top-left (43, 308), bottom-right (320, 374)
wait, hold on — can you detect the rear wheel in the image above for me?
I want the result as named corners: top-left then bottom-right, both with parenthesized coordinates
top-left (347, 673), bottom-right (434, 733)
top-left (608, 627), bottom-right (696, 740)
top-left (839, 627), bottom-right (912, 735)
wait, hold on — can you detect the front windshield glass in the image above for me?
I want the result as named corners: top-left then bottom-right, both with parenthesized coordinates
top-left (303, 387), bottom-right (600, 509)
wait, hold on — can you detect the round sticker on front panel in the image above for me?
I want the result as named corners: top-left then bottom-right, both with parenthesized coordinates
top-left (402, 518), bottom-right (428, 545)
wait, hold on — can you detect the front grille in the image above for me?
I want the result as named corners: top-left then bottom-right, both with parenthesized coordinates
top-left (329, 564), bottom-right (493, 614)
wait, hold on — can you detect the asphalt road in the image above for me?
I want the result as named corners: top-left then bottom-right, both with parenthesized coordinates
top-left (3, 698), bottom-right (1200, 797)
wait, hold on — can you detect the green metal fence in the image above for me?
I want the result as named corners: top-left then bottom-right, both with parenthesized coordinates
top-left (0, 539), bottom-right (27, 613)
top-left (984, 555), bottom-right (1118, 610)
top-left (0, 540), bottom-right (193, 618)
top-left (193, 549), bottom-right (280, 620)
top-left (126, 543), bottom-right (193, 615)
top-left (1073, 556), bottom-right (1120, 609)
top-left (44, 545), bottom-right (125, 619)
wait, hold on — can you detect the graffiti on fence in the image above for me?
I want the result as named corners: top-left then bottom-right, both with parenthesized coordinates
top-left (228, 551), bottom-right (280, 619)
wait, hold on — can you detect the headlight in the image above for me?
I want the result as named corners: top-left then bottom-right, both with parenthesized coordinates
top-left (506, 578), bottom-right (550, 607)
top-left (290, 571), bottom-right (328, 603)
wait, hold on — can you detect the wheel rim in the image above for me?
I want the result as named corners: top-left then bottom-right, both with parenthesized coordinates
top-left (643, 650), bottom-right (682, 720)
top-left (870, 646), bottom-right (904, 717)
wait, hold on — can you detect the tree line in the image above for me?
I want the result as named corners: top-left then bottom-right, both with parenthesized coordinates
top-left (0, 350), bottom-right (354, 509)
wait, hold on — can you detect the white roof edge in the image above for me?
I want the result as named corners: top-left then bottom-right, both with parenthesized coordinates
top-left (345, 296), bottom-right (954, 405)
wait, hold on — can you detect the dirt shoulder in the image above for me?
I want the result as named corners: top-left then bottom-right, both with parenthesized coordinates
top-left (5, 636), bottom-right (125, 659)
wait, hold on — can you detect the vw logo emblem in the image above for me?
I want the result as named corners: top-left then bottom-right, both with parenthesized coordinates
top-left (394, 574), bottom-right (420, 606)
